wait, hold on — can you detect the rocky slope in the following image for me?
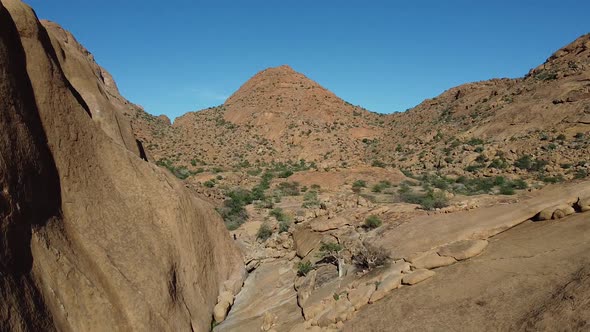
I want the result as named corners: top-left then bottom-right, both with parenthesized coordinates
top-left (133, 65), bottom-right (385, 169)
top-left (0, 1), bottom-right (244, 331)
top-left (375, 33), bottom-right (590, 181)
top-left (131, 35), bottom-right (589, 188)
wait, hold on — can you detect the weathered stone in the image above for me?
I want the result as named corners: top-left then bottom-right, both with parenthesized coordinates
top-left (217, 291), bottom-right (234, 307)
top-left (387, 260), bottom-right (412, 275)
top-left (347, 283), bottom-right (376, 309)
top-left (293, 227), bottom-right (323, 258)
top-left (409, 252), bottom-right (457, 269)
top-left (214, 301), bottom-right (231, 323)
top-left (537, 207), bottom-right (555, 221)
top-left (310, 216), bottom-right (351, 232)
top-left (317, 299), bottom-right (354, 327)
top-left (552, 205), bottom-right (576, 219)
top-left (369, 273), bottom-right (403, 303)
top-left (578, 197), bottom-right (590, 212)
top-left (402, 269), bottom-right (436, 285)
top-left (438, 239), bottom-right (489, 261)
top-left (296, 270), bottom-right (317, 306)
top-left (261, 312), bottom-right (275, 331)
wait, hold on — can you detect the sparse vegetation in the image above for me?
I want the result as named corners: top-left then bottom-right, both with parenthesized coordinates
top-left (302, 190), bottom-right (320, 208)
top-left (297, 261), bottom-right (313, 277)
top-left (364, 215), bottom-right (382, 229)
top-left (352, 180), bottom-right (367, 193)
top-left (256, 223), bottom-right (273, 241)
top-left (372, 180), bottom-right (392, 193)
top-left (352, 243), bottom-right (390, 271)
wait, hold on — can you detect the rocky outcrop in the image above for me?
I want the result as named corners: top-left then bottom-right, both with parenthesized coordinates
top-left (0, 1), bottom-right (244, 331)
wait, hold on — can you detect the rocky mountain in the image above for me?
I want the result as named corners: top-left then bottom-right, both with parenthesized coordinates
top-left (131, 35), bottom-right (589, 189)
top-left (375, 33), bottom-right (590, 181)
top-left (131, 65), bottom-right (385, 170)
top-left (0, 1), bottom-right (244, 331)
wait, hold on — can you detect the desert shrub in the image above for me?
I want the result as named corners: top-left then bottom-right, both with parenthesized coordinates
top-left (256, 223), bottom-right (273, 241)
top-left (352, 180), bottom-right (367, 193)
top-left (535, 70), bottom-right (558, 81)
top-left (302, 190), bottom-right (320, 208)
top-left (510, 179), bottom-right (528, 189)
top-left (217, 188), bottom-right (256, 230)
top-left (277, 170), bottom-right (294, 178)
top-left (279, 220), bottom-right (291, 233)
top-left (371, 180), bottom-right (392, 193)
top-left (398, 183), bottom-right (422, 204)
top-left (499, 185), bottom-right (515, 195)
top-left (575, 169), bottom-right (589, 179)
top-left (514, 155), bottom-right (548, 172)
top-left (464, 164), bottom-right (485, 173)
top-left (276, 181), bottom-right (300, 196)
top-left (372, 160), bottom-right (386, 168)
top-left (488, 158), bottom-right (509, 169)
top-left (538, 175), bottom-right (564, 184)
top-left (575, 132), bottom-right (585, 140)
top-left (352, 244), bottom-right (390, 271)
top-left (419, 190), bottom-right (449, 210)
top-left (364, 215), bottom-right (382, 229)
top-left (467, 138), bottom-right (484, 146)
top-left (398, 184), bottom-right (449, 210)
top-left (297, 261), bottom-right (313, 277)
top-left (247, 168), bottom-right (262, 176)
top-left (203, 180), bottom-right (216, 188)
top-left (270, 207), bottom-right (289, 222)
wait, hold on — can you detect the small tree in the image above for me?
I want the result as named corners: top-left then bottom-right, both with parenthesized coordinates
top-left (353, 243), bottom-right (390, 271)
top-left (318, 242), bottom-right (345, 278)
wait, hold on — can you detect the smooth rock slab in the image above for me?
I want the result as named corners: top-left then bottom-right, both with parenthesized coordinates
top-left (409, 252), bottom-right (457, 269)
top-left (402, 269), bottom-right (436, 285)
top-left (347, 283), bottom-right (376, 310)
top-left (438, 239), bottom-right (489, 261)
top-left (369, 273), bottom-right (403, 303)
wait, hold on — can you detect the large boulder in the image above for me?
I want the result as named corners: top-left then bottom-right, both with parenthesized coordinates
top-left (0, 1), bottom-right (244, 331)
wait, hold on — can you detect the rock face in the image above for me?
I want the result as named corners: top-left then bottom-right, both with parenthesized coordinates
top-left (0, 1), bottom-right (244, 331)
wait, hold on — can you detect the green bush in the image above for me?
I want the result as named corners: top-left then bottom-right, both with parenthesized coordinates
top-left (279, 220), bottom-right (290, 233)
top-left (302, 190), bottom-right (320, 208)
top-left (297, 261), bottom-right (313, 277)
top-left (352, 180), bottom-right (367, 193)
top-left (372, 160), bottom-right (386, 168)
top-left (419, 191), bottom-right (449, 210)
top-left (499, 185), bottom-right (515, 195)
top-left (276, 181), bottom-right (300, 196)
top-left (515, 155), bottom-right (548, 172)
top-left (256, 223), bottom-right (273, 241)
top-left (467, 138), bottom-right (484, 146)
top-left (364, 215), bottom-right (382, 229)
top-left (277, 170), bottom-right (294, 178)
top-left (575, 169), bottom-right (589, 179)
top-left (371, 180), bottom-right (392, 193)
top-left (488, 158), bottom-right (509, 169)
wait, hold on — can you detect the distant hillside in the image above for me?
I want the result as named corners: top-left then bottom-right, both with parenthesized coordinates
top-left (129, 34), bottom-right (589, 184)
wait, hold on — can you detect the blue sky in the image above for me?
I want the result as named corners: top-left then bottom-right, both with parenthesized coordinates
top-left (27, 0), bottom-right (589, 120)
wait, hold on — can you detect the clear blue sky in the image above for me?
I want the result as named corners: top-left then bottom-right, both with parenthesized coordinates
top-left (27, 0), bottom-right (589, 120)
